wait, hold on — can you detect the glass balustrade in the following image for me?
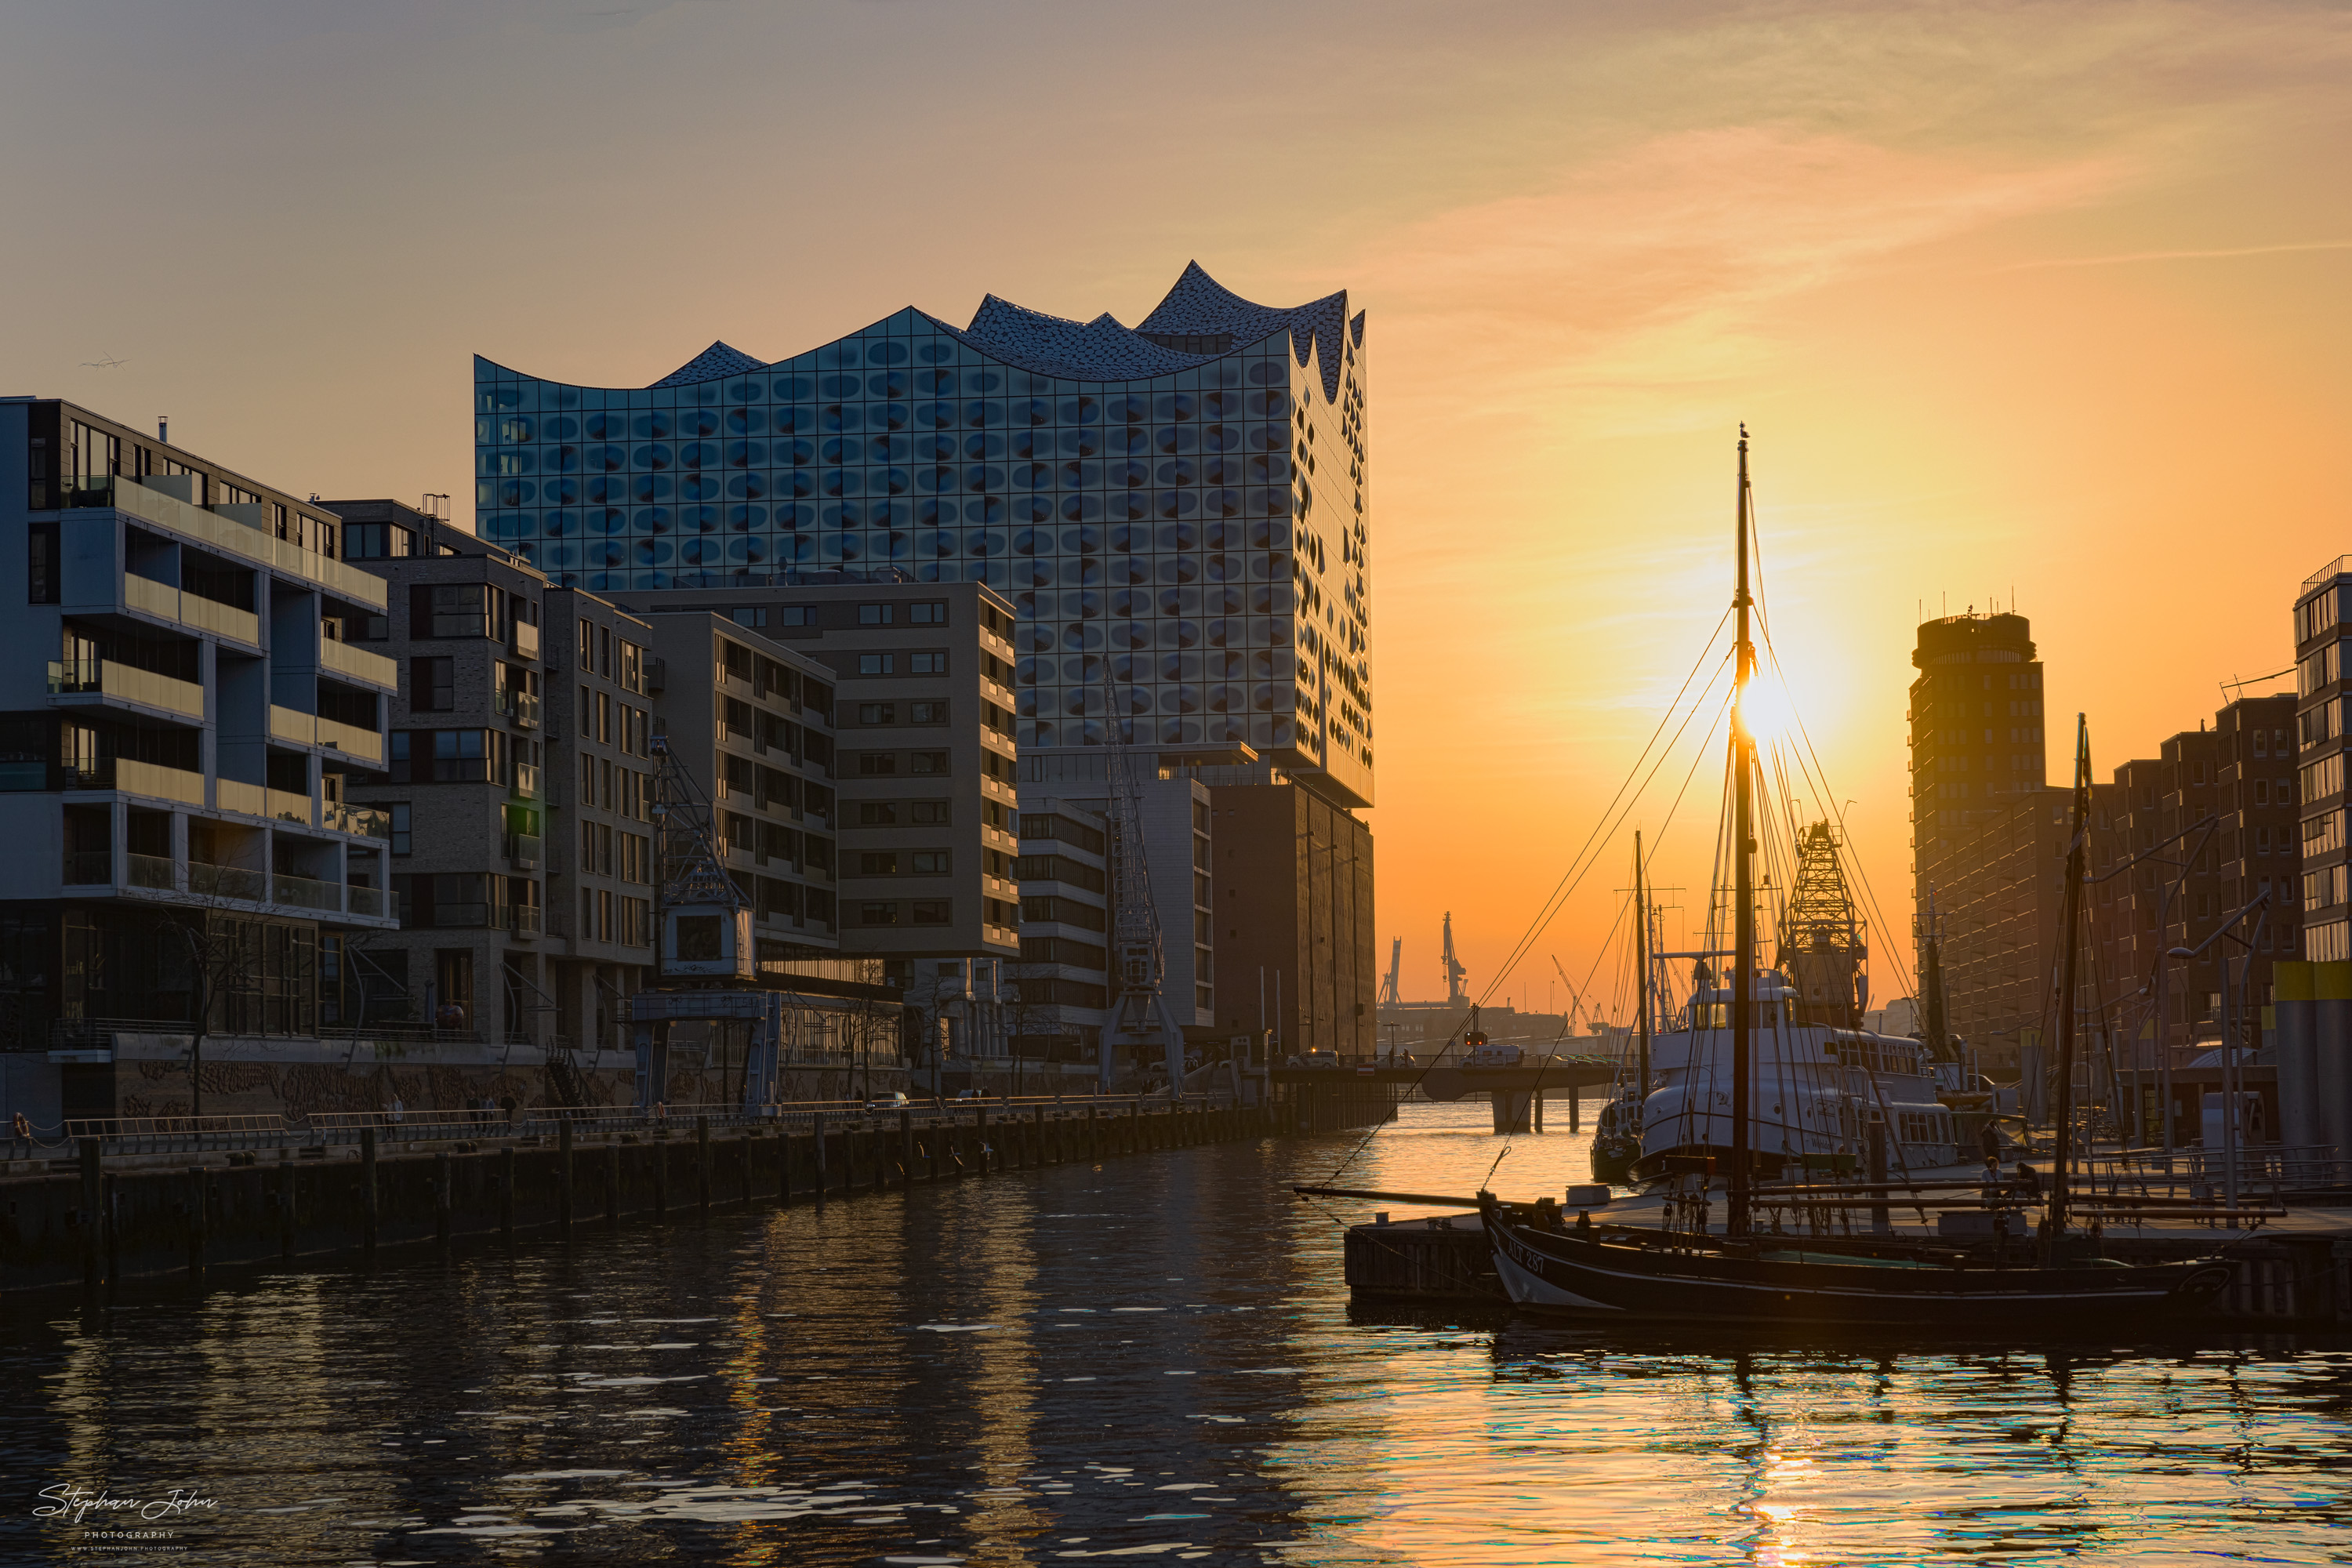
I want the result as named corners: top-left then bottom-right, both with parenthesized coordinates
top-left (271, 873), bottom-right (340, 912)
top-left (126, 853), bottom-right (176, 891)
top-left (190, 862), bottom-right (264, 902)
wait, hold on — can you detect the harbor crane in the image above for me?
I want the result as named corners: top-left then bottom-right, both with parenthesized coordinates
top-left (1441, 913), bottom-right (1468, 1006)
top-left (1099, 662), bottom-right (1189, 1098)
top-left (1377, 938), bottom-right (1402, 1007)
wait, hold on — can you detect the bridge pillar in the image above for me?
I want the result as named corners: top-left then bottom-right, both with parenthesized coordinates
top-left (1490, 1091), bottom-right (1533, 1135)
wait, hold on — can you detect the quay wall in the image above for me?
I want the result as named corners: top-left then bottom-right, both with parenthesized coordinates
top-left (4, 1080), bottom-right (1396, 1293)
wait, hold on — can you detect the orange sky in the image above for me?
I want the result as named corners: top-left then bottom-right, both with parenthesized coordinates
top-left (5, 1), bottom-right (2349, 1017)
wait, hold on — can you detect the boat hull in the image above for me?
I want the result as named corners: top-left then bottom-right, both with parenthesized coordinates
top-left (1484, 1216), bottom-right (2233, 1329)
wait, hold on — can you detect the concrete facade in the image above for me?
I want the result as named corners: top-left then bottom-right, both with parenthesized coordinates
top-left (1207, 780), bottom-right (1375, 1057)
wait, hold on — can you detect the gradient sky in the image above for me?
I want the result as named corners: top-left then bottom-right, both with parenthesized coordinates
top-left (6, 1), bottom-right (2349, 1019)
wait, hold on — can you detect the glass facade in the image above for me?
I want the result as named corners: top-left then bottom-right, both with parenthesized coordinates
top-left (474, 265), bottom-right (1374, 808)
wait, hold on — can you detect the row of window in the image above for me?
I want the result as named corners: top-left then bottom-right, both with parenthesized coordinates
top-left (574, 616), bottom-right (651, 695)
top-left (858, 899), bottom-right (955, 926)
top-left (854, 799), bottom-right (953, 826)
top-left (857, 700), bottom-right (949, 726)
top-left (855, 652), bottom-right (950, 675)
top-left (579, 822), bottom-right (652, 883)
top-left (857, 850), bottom-right (953, 876)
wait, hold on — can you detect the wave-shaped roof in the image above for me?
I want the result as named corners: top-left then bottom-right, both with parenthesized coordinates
top-left (539, 265), bottom-right (1360, 397)
top-left (648, 340), bottom-right (766, 388)
top-left (1137, 261), bottom-right (1358, 402)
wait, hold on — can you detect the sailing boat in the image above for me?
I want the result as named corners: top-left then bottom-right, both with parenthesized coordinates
top-left (1587, 835), bottom-right (1652, 1185)
top-left (1482, 430), bottom-right (2233, 1327)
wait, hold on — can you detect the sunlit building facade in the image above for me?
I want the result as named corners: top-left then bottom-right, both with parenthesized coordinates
top-left (470, 263), bottom-right (1374, 815)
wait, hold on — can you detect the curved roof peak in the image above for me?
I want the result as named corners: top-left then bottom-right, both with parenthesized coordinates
top-left (1138, 261), bottom-right (1356, 402)
top-left (648, 339), bottom-right (767, 389)
top-left (953, 294), bottom-right (1221, 382)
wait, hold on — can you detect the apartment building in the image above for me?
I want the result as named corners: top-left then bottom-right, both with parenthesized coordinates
top-left (1207, 775), bottom-right (1374, 1055)
top-left (0, 400), bottom-right (398, 1076)
top-left (541, 587), bottom-right (659, 1050)
top-left (2294, 558), bottom-right (2352, 961)
top-left (1004, 799), bottom-right (1110, 1064)
top-left (329, 514), bottom-right (557, 1036)
top-left (636, 611), bottom-right (841, 961)
top-left (613, 579), bottom-right (1020, 966)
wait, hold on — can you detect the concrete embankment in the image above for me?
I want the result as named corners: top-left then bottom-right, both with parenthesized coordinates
top-left (3, 1091), bottom-right (1389, 1294)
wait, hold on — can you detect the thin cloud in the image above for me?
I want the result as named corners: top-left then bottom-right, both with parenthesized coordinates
top-left (2000, 238), bottom-right (2352, 270)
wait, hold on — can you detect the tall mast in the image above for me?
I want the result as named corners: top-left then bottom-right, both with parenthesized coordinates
top-left (1730, 426), bottom-right (1756, 1238)
top-left (1634, 831), bottom-right (1652, 1097)
top-left (2050, 714), bottom-right (2092, 1245)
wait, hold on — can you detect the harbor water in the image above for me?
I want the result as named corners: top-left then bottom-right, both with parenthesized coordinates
top-left (5, 1101), bottom-right (2350, 1565)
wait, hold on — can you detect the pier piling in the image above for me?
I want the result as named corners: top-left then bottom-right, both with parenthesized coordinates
top-left (361, 1128), bottom-right (379, 1254)
top-left (696, 1116), bottom-right (712, 1218)
top-left (78, 1139), bottom-right (101, 1291)
top-left (557, 1118), bottom-right (575, 1241)
top-left (186, 1165), bottom-right (206, 1282)
top-left (499, 1146), bottom-right (517, 1242)
top-left (434, 1151), bottom-right (452, 1247)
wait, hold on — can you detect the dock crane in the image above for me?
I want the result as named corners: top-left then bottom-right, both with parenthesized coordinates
top-left (1549, 953), bottom-right (1598, 1039)
top-left (1440, 913), bottom-right (1468, 1006)
top-left (1377, 938), bottom-right (1402, 1007)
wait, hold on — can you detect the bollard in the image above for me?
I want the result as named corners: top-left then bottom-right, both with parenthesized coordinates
top-left (361, 1127), bottom-right (379, 1254)
top-left (555, 1118), bottom-right (578, 1236)
top-left (281, 1153), bottom-right (299, 1259)
top-left (1534, 1092), bottom-right (1544, 1134)
top-left (811, 1112), bottom-right (828, 1199)
top-left (435, 1150), bottom-right (453, 1247)
top-left (558, 1117), bottom-right (575, 1240)
top-left (77, 1139), bottom-right (103, 1292)
top-left (696, 1116), bottom-right (712, 1218)
top-left (186, 1165), bottom-right (207, 1282)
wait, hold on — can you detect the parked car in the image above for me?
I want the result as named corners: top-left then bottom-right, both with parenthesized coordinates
top-left (867, 1091), bottom-right (910, 1110)
top-left (1299, 1048), bottom-right (1342, 1070)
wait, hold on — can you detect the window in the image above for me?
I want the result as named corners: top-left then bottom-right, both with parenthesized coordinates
top-left (909, 800), bottom-right (950, 826)
top-left (414, 583), bottom-right (491, 640)
top-left (858, 753), bottom-right (897, 776)
top-left (411, 657), bottom-right (455, 712)
top-left (910, 751), bottom-right (949, 775)
top-left (860, 851), bottom-right (899, 875)
top-left (858, 653), bottom-right (895, 675)
top-left (775, 606), bottom-right (815, 627)
top-left (579, 618), bottom-right (593, 663)
top-left (910, 652), bottom-right (947, 674)
top-left (390, 803), bottom-right (412, 855)
top-left (858, 604), bottom-right (895, 626)
top-left (911, 850), bottom-right (951, 874)
top-left (909, 601), bottom-right (948, 625)
top-left (729, 608), bottom-right (770, 630)
top-left (859, 901), bottom-right (898, 925)
top-left (2256, 779), bottom-right (2270, 805)
top-left (912, 899), bottom-right (951, 924)
top-left (859, 802), bottom-right (899, 826)
top-left (344, 522), bottom-right (413, 561)
top-left (393, 729), bottom-right (487, 784)
top-left (909, 701), bottom-right (946, 724)
top-left (858, 702), bottom-right (895, 725)
top-left (27, 524), bottom-right (58, 604)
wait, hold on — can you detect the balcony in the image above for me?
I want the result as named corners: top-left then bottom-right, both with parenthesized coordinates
top-left (514, 762), bottom-right (541, 800)
top-left (314, 717), bottom-right (384, 764)
top-left (271, 873), bottom-right (341, 912)
top-left (506, 832), bottom-right (543, 869)
top-left (102, 476), bottom-right (390, 612)
top-left (49, 658), bottom-right (205, 720)
top-left (128, 853), bottom-right (176, 891)
top-left (190, 862), bottom-right (265, 902)
top-left (347, 884), bottom-right (385, 919)
top-left (91, 758), bottom-right (208, 808)
top-left (325, 800), bottom-right (391, 840)
top-left (495, 688), bottom-right (542, 730)
top-left (267, 788), bottom-right (314, 826)
top-left (123, 572), bottom-right (260, 648)
top-left (512, 903), bottom-right (543, 937)
top-left (318, 636), bottom-right (397, 691)
top-left (270, 706), bottom-right (315, 746)
top-left (510, 620), bottom-right (542, 661)
top-left (63, 850), bottom-right (111, 886)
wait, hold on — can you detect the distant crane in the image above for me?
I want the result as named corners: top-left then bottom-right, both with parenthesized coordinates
top-left (1100, 660), bottom-right (1188, 1097)
top-left (1377, 938), bottom-right (1402, 1007)
top-left (1549, 953), bottom-right (1596, 1038)
top-left (1440, 913), bottom-right (1468, 1007)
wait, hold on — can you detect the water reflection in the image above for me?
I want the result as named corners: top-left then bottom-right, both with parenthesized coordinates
top-left (2, 1102), bottom-right (2348, 1566)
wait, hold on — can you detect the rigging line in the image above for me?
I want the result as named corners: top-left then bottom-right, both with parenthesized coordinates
top-left (1475, 649), bottom-right (1738, 1016)
top-left (1742, 484), bottom-right (1918, 1001)
top-left (1323, 622), bottom-right (1737, 1186)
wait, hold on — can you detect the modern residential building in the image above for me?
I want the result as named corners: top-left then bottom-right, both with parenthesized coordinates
top-left (469, 260), bottom-right (1375, 1054)
top-left (1206, 774), bottom-right (1375, 1056)
top-left (337, 524), bottom-right (555, 1036)
top-left (611, 579), bottom-right (1020, 965)
top-left (1915, 784), bottom-right (2076, 1076)
top-left (634, 609), bottom-right (840, 955)
top-left (2293, 559), bottom-right (2352, 961)
top-left (1004, 797), bottom-right (1110, 1063)
top-left (1909, 611), bottom-right (2047, 890)
top-left (2095, 695), bottom-right (2299, 1062)
top-left (0, 399), bottom-right (400, 1087)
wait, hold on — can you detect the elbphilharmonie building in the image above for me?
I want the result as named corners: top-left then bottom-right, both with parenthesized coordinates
top-left (474, 263), bottom-right (1373, 810)
top-left (477, 263), bottom-right (1377, 1056)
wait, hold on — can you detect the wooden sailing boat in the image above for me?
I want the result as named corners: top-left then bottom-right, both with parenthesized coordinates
top-left (1481, 430), bottom-right (2233, 1327)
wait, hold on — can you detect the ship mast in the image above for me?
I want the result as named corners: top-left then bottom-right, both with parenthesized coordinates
top-left (1634, 830), bottom-right (1652, 1098)
top-left (2049, 713), bottom-right (2092, 1250)
top-left (1730, 427), bottom-right (1756, 1239)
